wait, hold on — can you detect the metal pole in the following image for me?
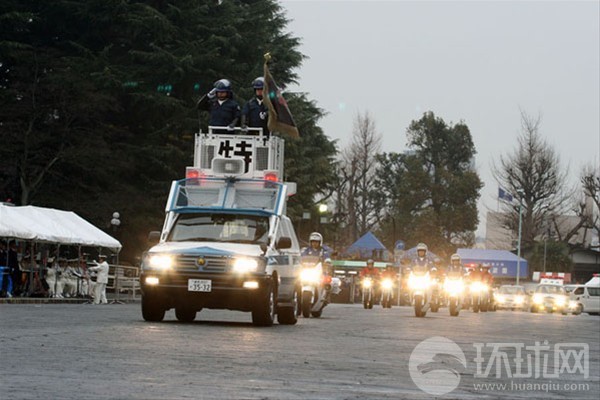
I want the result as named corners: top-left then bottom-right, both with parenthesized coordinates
top-left (543, 238), bottom-right (547, 273)
top-left (516, 201), bottom-right (523, 285)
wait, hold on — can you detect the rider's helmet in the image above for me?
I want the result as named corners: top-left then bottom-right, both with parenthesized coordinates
top-left (477, 264), bottom-right (485, 272)
top-left (214, 79), bottom-right (233, 93)
top-left (416, 242), bottom-right (428, 258)
top-left (309, 232), bottom-right (323, 248)
top-left (252, 77), bottom-right (265, 89)
top-left (451, 253), bottom-right (461, 265)
top-left (366, 259), bottom-right (375, 268)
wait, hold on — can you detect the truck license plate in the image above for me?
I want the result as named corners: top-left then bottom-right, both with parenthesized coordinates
top-left (188, 279), bottom-right (212, 292)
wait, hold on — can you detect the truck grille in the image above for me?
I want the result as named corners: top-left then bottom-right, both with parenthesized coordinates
top-left (174, 255), bottom-right (231, 272)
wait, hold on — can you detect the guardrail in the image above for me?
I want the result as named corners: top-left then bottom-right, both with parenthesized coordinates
top-left (107, 264), bottom-right (140, 302)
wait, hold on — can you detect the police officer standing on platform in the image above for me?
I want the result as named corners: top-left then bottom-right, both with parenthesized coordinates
top-left (241, 77), bottom-right (269, 135)
top-left (197, 79), bottom-right (240, 133)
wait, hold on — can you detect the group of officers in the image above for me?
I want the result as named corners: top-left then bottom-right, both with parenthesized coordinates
top-left (299, 232), bottom-right (495, 302)
top-left (197, 77), bottom-right (269, 134)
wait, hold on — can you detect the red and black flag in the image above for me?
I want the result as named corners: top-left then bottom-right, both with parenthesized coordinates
top-left (263, 53), bottom-right (300, 138)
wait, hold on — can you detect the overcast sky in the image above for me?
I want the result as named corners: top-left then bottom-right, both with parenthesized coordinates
top-left (281, 0), bottom-right (600, 236)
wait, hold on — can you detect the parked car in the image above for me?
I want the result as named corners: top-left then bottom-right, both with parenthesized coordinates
top-left (494, 285), bottom-right (528, 311)
top-left (530, 284), bottom-right (569, 314)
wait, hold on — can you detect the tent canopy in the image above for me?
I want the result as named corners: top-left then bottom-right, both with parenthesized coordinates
top-left (0, 205), bottom-right (121, 251)
top-left (457, 248), bottom-right (527, 278)
top-left (344, 231), bottom-right (390, 260)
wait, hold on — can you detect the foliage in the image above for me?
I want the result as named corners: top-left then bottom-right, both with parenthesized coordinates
top-left (374, 111), bottom-right (482, 258)
top-left (0, 0), bottom-right (337, 261)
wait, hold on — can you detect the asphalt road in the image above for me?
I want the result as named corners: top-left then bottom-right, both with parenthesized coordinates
top-left (1, 303), bottom-right (599, 400)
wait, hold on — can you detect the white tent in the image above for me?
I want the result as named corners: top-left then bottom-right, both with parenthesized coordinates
top-left (0, 204), bottom-right (121, 251)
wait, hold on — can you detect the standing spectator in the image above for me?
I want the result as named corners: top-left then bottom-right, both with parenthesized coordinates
top-left (88, 255), bottom-right (109, 304)
top-left (0, 242), bottom-right (9, 297)
top-left (241, 77), bottom-right (269, 135)
top-left (8, 241), bottom-right (20, 296)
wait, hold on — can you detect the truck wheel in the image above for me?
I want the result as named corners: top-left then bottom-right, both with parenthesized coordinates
top-left (302, 291), bottom-right (312, 318)
top-left (175, 307), bottom-right (197, 323)
top-left (252, 282), bottom-right (276, 327)
top-left (141, 295), bottom-right (165, 322)
top-left (277, 290), bottom-right (298, 325)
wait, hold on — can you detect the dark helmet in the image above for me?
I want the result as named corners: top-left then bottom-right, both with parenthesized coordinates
top-left (214, 79), bottom-right (232, 93)
top-left (252, 77), bottom-right (265, 89)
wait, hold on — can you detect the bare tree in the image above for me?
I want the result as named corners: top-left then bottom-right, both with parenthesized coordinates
top-left (492, 111), bottom-right (572, 246)
top-left (336, 111), bottom-right (382, 243)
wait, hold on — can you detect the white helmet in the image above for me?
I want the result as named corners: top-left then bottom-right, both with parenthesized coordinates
top-left (309, 232), bottom-right (323, 246)
top-left (416, 243), bottom-right (428, 252)
top-left (451, 254), bottom-right (461, 263)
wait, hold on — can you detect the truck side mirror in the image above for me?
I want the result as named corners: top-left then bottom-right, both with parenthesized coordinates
top-left (275, 236), bottom-right (292, 250)
top-left (147, 231), bottom-right (161, 247)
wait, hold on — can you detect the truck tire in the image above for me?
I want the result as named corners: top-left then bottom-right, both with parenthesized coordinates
top-left (175, 307), bottom-right (197, 323)
top-left (142, 295), bottom-right (165, 322)
top-left (252, 282), bottom-right (276, 327)
top-left (302, 291), bottom-right (312, 318)
top-left (277, 290), bottom-right (298, 325)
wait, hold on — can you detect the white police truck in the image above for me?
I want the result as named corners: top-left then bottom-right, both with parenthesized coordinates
top-left (140, 127), bottom-right (301, 326)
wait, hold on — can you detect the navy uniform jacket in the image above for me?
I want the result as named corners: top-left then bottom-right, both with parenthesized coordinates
top-left (208, 98), bottom-right (240, 127)
top-left (241, 97), bottom-right (269, 134)
top-left (198, 94), bottom-right (240, 129)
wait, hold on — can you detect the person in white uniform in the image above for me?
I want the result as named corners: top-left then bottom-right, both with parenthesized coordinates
top-left (88, 255), bottom-right (109, 304)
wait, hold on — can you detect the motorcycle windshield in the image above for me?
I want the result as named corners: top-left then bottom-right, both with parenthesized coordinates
top-left (301, 255), bottom-right (321, 267)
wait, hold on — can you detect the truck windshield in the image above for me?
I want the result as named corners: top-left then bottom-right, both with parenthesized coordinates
top-left (169, 213), bottom-right (269, 244)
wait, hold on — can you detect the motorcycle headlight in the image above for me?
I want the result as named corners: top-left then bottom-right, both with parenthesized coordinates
top-left (409, 275), bottom-right (430, 290)
top-left (470, 282), bottom-right (486, 293)
top-left (233, 258), bottom-right (259, 273)
top-left (381, 279), bottom-right (393, 290)
top-left (444, 279), bottom-right (464, 294)
top-left (533, 294), bottom-right (543, 304)
top-left (362, 278), bottom-right (373, 289)
top-left (301, 267), bottom-right (320, 283)
top-left (147, 254), bottom-right (173, 270)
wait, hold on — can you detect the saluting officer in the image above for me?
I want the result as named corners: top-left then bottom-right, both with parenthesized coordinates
top-left (197, 79), bottom-right (241, 133)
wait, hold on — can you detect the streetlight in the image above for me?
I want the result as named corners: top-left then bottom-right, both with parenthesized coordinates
top-left (516, 190), bottom-right (524, 285)
top-left (110, 212), bottom-right (121, 266)
top-left (318, 204), bottom-right (328, 232)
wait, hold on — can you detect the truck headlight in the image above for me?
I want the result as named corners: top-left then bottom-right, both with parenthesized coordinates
top-left (147, 254), bottom-right (173, 270)
top-left (495, 294), bottom-right (505, 304)
top-left (233, 258), bottom-right (258, 273)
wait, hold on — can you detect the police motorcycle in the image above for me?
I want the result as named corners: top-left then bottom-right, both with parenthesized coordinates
top-left (469, 281), bottom-right (489, 313)
top-left (444, 254), bottom-right (466, 316)
top-left (299, 256), bottom-right (339, 318)
top-left (407, 243), bottom-right (436, 317)
top-left (380, 276), bottom-right (395, 308)
top-left (361, 277), bottom-right (375, 309)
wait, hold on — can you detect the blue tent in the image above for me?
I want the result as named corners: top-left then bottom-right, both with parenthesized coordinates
top-left (344, 231), bottom-right (390, 261)
top-left (457, 248), bottom-right (528, 278)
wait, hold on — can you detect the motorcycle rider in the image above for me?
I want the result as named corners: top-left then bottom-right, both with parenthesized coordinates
top-left (301, 232), bottom-right (330, 259)
top-left (446, 254), bottom-right (465, 278)
top-left (360, 259), bottom-right (380, 304)
top-left (411, 242), bottom-right (433, 273)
